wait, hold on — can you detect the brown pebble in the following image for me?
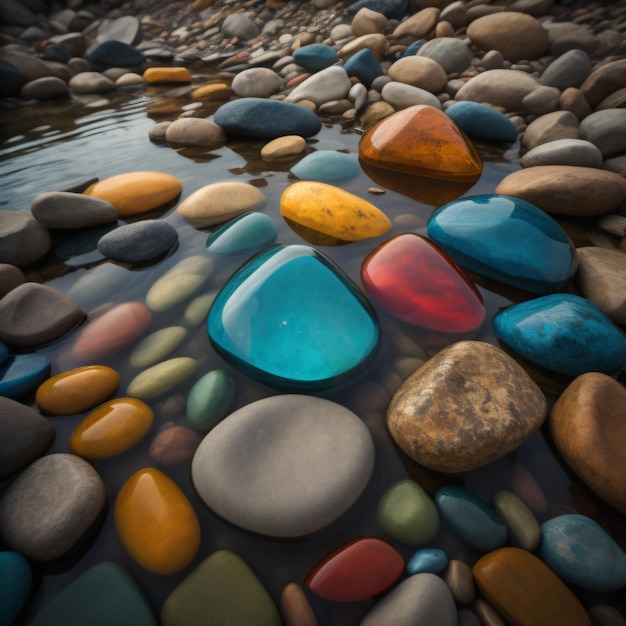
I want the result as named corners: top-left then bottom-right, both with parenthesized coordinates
top-left (474, 598), bottom-right (506, 626)
top-left (589, 605), bottom-right (626, 626)
top-left (148, 425), bottom-right (202, 465)
top-left (280, 582), bottom-right (318, 626)
top-left (443, 559), bottom-right (475, 604)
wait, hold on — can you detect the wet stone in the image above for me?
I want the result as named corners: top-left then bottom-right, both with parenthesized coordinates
top-left (97, 219), bottom-right (178, 263)
top-left (127, 357), bottom-right (197, 399)
top-left (165, 117), bottom-right (226, 147)
top-left (0, 209), bottom-right (51, 267)
top-left (68, 72), bottom-right (116, 94)
top-left (31, 191), bottom-right (118, 230)
top-left (293, 43), bottom-right (338, 71)
top-left (129, 326), bottom-right (187, 368)
top-left (143, 67), bottom-right (191, 83)
top-left (149, 424), bottom-right (202, 466)
top-left (186, 369), bottom-right (235, 433)
top-left (205, 212), bottom-right (277, 256)
top-left (261, 135), bottom-right (307, 160)
top-left (343, 48), bottom-right (384, 88)
top-left (0, 354), bottom-right (51, 399)
top-left (285, 65), bottom-right (352, 108)
top-left (291, 150), bottom-right (360, 183)
top-left (20, 76), bottom-right (68, 100)
top-left (519, 138), bottom-right (603, 168)
top-left (231, 67), bottom-right (283, 98)
top-left (88, 40), bottom-right (144, 72)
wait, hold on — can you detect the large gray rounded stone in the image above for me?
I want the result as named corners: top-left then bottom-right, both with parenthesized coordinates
top-left (540, 49), bottom-right (592, 91)
top-left (579, 109), bottom-right (626, 159)
top-left (31, 191), bottom-right (118, 230)
top-left (0, 210), bottom-right (51, 267)
top-left (520, 138), bottom-right (603, 168)
top-left (191, 395), bottom-right (375, 538)
top-left (417, 38), bottom-right (473, 76)
top-left (0, 453), bottom-right (107, 561)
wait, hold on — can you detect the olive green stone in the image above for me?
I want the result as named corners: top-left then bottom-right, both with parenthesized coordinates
top-left (127, 357), bottom-right (197, 399)
top-left (376, 478), bottom-right (440, 546)
top-left (129, 326), bottom-right (188, 368)
top-left (494, 490), bottom-right (541, 551)
top-left (186, 369), bottom-right (235, 433)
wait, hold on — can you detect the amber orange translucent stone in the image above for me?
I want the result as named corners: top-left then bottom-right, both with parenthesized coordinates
top-left (69, 397), bottom-right (154, 459)
top-left (359, 105), bottom-right (483, 182)
top-left (114, 468), bottom-right (201, 575)
top-left (36, 365), bottom-right (120, 415)
top-left (143, 67), bottom-right (192, 84)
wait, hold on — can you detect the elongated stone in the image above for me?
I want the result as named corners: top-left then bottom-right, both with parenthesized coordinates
top-left (0, 354), bottom-right (50, 399)
top-left (114, 468), bottom-right (200, 575)
top-left (31, 191), bottom-right (118, 229)
top-left (143, 67), bottom-right (191, 83)
top-left (97, 219), bottom-right (178, 263)
top-left (407, 548), bottom-right (448, 575)
top-left (129, 326), bottom-right (188, 368)
top-left (186, 369), bottom-right (235, 433)
top-left (493, 490), bottom-right (540, 551)
top-left (127, 357), bottom-right (197, 399)
top-left (205, 212), bottom-right (277, 255)
top-left (445, 101), bottom-right (518, 143)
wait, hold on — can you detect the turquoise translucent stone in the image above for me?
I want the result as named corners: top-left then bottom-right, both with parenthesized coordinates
top-left (0, 551), bottom-right (32, 626)
top-left (208, 244), bottom-right (380, 390)
top-left (0, 354), bottom-right (50, 399)
top-left (290, 150), bottom-right (361, 183)
top-left (427, 194), bottom-right (577, 294)
top-left (493, 293), bottom-right (626, 377)
top-left (205, 212), bottom-right (277, 256)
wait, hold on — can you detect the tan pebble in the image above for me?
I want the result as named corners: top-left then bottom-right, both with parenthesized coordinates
top-left (280, 582), bottom-right (318, 626)
top-left (435, 20), bottom-right (455, 37)
top-left (387, 56), bottom-right (448, 94)
top-left (522, 85), bottom-right (561, 115)
top-left (351, 7), bottom-right (388, 36)
top-left (443, 559), bottom-right (475, 605)
top-left (493, 490), bottom-right (541, 551)
top-left (338, 33), bottom-right (388, 61)
top-left (392, 7), bottom-right (440, 40)
top-left (261, 135), bottom-right (307, 160)
top-left (580, 58), bottom-right (626, 109)
top-left (394, 357), bottom-right (425, 380)
top-left (560, 87), bottom-right (592, 122)
top-left (367, 187), bottom-right (386, 195)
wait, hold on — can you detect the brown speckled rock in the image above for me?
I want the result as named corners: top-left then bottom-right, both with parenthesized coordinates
top-left (549, 372), bottom-right (626, 515)
top-left (386, 341), bottom-right (547, 473)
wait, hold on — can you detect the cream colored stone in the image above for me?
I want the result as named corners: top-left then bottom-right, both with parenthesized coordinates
top-left (261, 135), bottom-right (307, 160)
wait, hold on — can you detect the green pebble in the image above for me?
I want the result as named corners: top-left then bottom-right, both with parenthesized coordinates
top-left (187, 369), bottom-right (235, 432)
top-left (127, 357), bottom-right (197, 399)
top-left (494, 490), bottom-right (541, 551)
top-left (129, 326), bottom-right (188, 368)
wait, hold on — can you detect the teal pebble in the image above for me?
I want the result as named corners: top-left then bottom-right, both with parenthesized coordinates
top-left (0, 354), bottom-right (50, 399)
top-left (206, 212), bottom-right (277, 256)
top-left (187, 369), bottom-right (236, 433)
top-left (290, 150), bottom-right (361, 183)
top-left (0, 551), bottom-right (32, 626)
top-left (446, 101), bottom-right (518, 143)
top-left (0, 341), bottom-right (8, 366)
top-left (407, 548), bottom-right (448, 575)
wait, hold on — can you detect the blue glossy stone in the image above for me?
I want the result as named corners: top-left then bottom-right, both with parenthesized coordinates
top-left (427, 194), bottom-right (577, 294)
top-left (540, 514), bottom-right (626, 593)
top-left (343, 48), bottom-right (384, 88)
top-left (293, 44), bottom-right (338, 72)
top-left (446, 102), bottom-right (518, 143)
top-left (0, 342), bottom-right (7, 366)
top-left (406, 548), bottom-right (448, 575)
top-left (208, 244), bottom-right (380, 390)
top-left (402, 40), bottom-right (425, 57)
top-left (493, 293), bottom-right (626, 377)
top-left (435, 486), bottom-right (508, 552)
top-left (206, 212), bottom-right (277, 256)
top-left (214, 98), bottom-right (322, 139)
top-left (0, 354), bottom-right (51, 399)
top-left (291, 150), bottom-right (361, 183)
top-left (0, 551), bottom-right (32, 626)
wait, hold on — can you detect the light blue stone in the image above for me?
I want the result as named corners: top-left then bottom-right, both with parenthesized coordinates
top-left (208, 244), bottom-right (380, 390)
top-left (426, 194), bottom-right (577, 294)
top-left (0, 342), bottom-right (7, 366)
top-left (343, 48), bottom-right (384, 88)
top-left (0, 354), bottom-right (50, 399)
top-left (446, 102), bottom-right (518, 143)
top-left (293, 44), bottom-right (338, 72)
top-left (407, 548), bottom-right (448, 575)
top-left (540, 514), bottom-right (626, 593)
top-left (493, 293), bottom-right (626, 377)
top-left (0, 551), bottom-right (32, 626)
top-left (206, 212), bottom-right (277, 256)
top-left (290, 150), bottom-right (360, 183)
top-left (435, 486), bottom-right (508, 552)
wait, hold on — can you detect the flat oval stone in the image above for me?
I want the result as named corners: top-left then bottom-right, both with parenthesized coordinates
top-left (164, 118), bottom-right (226, 147)
top-left (426, 194), bottom-right (577, 294)
top-left (376, 478), bottom-right (440, 546)
top-left (493, 294), bottom-right (626, 377)
top-left (69, 397), bottom-right (154, 459)
top-left (146, 255), bottom-right (214, 311)
top-left (381, 81), bottom-right (442, 110)
top-left (261, 135), bottom-right (307, 160)
top-left (214, 97), bottom-right (322, 139)
top-left (445, 101), bottom-right (518, 143)
top-left (36, 365), bottom-right (120, 415)
top-left (521, 110), bottom-right (579, 152)
top-left (0, 395), bottom-right (54, 479)
top-left (360, 573), bottom-right (457, 626)
top-left (114, 467), bottom-right (200, 575)
top-left (97, 219), bottom-right (178, 263)
top-left (127, 357), bottom-right (197, 399)
top-left (293, 43), bottom-right (338, 71)
top-left (541, 514), bottom-right (626, 593)
top-left (305, 537), bottom-right (404, 602)
top-left (361, 233), bottom-right (485, 333)
top-left (280, 582), bottom-right (318, 626)
top-left (231, 67), bottom-right (283, 98)
top-left (129, 326), bottom-right (187, 368)
top-left (549, 372), bottom-right (626, 515)
top-left (0, 453), bottom-right (106, 561)
top-left (177, 181), bottom-right (265, 228)
top-left (359, 105), bottom-right (483, 182)
top-left (387, 341), bottom-right (547, 473)
top-left (280, 181), bottom-right (391, 245)
top-left (493, 490), bottom-right (541, 551)
top-left (291, 150), bottom-right (360, 183)
top-left (407, 548), bottom-right (448, 575)
top-left (69, 71), bottom-right (116, 94)
top-left (473, 548), bottom-right (591, 626)
top-left (0, 551), bottom-right (31, 626)
top-left (207, 245), bottom-right (380, 390)
top-left (418, 37), bottom-right (472, 75)
top-left (519, 138), bottom-right (603, 168)
top-left (191, 394), bottom-right (375, 538)
top-left (541, 49), bottom-right (592, 91)
top-left (149, 424), bottom-right (202, 465)
top-left (71, 301), bottom-right (152, 362)
top-left (435, 486), bottom-right (508, 552)
top-left (285, 65), bottom-right (352, 108)
top-left (186, 369), bottom-right (235, 433)
top-left (31, 191), bottom-right (118, 229)
top-left (579, 109), bottom-right (626, 159)
top-left (0, 282), bottom-right (84, 348)
top-left (143, 66), bottom-right (191, 83)
top-left (84, 172), bottom-right (182, 218)
top-left (205, 212), bottom-right (277, 255)
top-left (495, 165), bottom-right (626, 217)
top-left (161, 550), bottom-right (281, 626)
top-left (0, 263), bottom-right (25, 298)
top-left (0, 354), bottom-right (50, 399)
top-left (29, 561), bottom-right (157, 626)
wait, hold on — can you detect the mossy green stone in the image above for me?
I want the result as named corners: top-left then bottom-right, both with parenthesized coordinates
top-left (129, 326), bottom-right (188, 368)
top-left (161, 550), bottom-right (281, 626)
top-left (377, 479), bottom-right (440, 546)
top-left (186, 369), bottom-right (235, 433)
top-left (494, 490), bottom-right (541, 551)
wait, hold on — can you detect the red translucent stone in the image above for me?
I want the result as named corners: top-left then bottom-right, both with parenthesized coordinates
top-left (304, 537), bottom-right (404, 602)
top-left (361, 233), bottom-right (485, 333)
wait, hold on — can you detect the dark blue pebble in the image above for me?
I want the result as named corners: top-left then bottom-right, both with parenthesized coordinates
top-left (343, 48), bottom-right (384, 88)
top-left (293, 44), bottom-right (338, 72)
top-left (88, 41), bottom-right (145, 72)
top-left (0, 354), bottom-right (51, 399)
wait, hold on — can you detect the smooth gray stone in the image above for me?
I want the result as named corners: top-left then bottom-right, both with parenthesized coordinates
top-left (20, 76), bottom-right (69, 100)
top-left (0, 396), bottom-right (55, 479)
top-left (541, 49), bottom-right (592, 91)
top-left (520, 138), bottom-right (603, 168)
top-left (68, 71), bottom-right (116, 94)
top-left (382, 81), bottom-right (442, 110)
top-left (0, 210), bottom-right (51, 267)
top-left (579, 109), bottom-right (626, 159)
top-left (417, 38), bottom-right (473, 75)
top-left (231, 67), bottom-right (283, 98)
top-left (191, 394), bottom-right (375, 539)
top-left (0, 264), bottom-right (25, 298)
top-left (360, 573), bottom-right (457, 625)
top-left (31, 191), bottom-right (118, 230)
top-left (286, 65), bottom-right (352, 107)
top-left (97, 219), bottom-right (178, 263)
top-left (221, 13), bottom-right (260, 40)
top-left (0, 453), bottom-right (106, 561)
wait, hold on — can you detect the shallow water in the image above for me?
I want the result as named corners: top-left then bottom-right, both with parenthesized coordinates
top-left (1, 78), bottom-right (625, 624)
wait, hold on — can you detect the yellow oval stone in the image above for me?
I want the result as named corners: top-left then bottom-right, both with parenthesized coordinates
top-left (280, 181), bottom-right (392, 244)
top-left (36, 365), bottom-right (120, 415)
top-left (143, 67), bottom-right (192, 84)
top-left (84, 171), bottom-right (182, 217)
top-left (69, 397), bottom-right (154, 459)
top-left (126, 357), bottom-right (197, 399)
top-left (192, 82), bottom-right (234, 101)
top-left (114, 468), bottom-right (201, 575)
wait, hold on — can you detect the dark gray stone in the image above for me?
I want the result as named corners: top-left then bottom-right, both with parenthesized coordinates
top-left (88, 40), bottom-right (144, 72)
top-left (221, 13), bottom-right (260, 40)
top-left (20, 76), bottom-right (69, 100)
top-left (541, 49), bottom-right (592, 91)
top-left (579, 108), bottom-right (626, 159)
top-left (0, 59), bottom-right (24, 97)
top-left (0, 210), bottom-right (51, 267)
top-left (97, 219), bottom-right (178, 263)
top-left (31, 191), bottom-right (117, 229)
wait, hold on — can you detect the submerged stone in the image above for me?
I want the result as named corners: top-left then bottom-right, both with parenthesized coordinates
top-left (0, 551), bottom-right (31, 626)
top-left (127, 357), bottom-right (197, 399)
top-left (290, 150), bottom-right (360, 183)
top-left (207, 244), bottom-right (380, 390)
top-left (186, 369), bottom-right (235, 433)
top-left (205, 212), bottom-right (276, 255)
top-left (427, 194), bottom-right (577, 294)
top-left (359, 104), bottom-right (482, 182)
top-left (129, 326), bottom-right (188, 368)
top-left (0, 354), bottom-right (50, 399)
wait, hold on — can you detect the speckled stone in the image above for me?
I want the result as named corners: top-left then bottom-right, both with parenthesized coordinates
top-left (31, 191), bottom-right (118, 230)
top-left (387, 341), bottom-right (547, 473)
top-left (97, 219), bottom-right (178, 263)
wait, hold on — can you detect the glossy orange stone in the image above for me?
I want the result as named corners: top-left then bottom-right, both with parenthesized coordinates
top-left (84, 172), bottom-right (182, 217)
top-left (472, 547), bottom-right (591, 626)
top-left (69, 397), bottom-right (154, 459)
top-left (36, 365), bottom-right (120, 415)
top-left (114, 468), bottom-right (201, 575)
top-left (359, 105), bottom-right (483, 182)
top-left (143, 67), bottom-right (192, 84)
top-left (192, 82), bottom-right (234, 101)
